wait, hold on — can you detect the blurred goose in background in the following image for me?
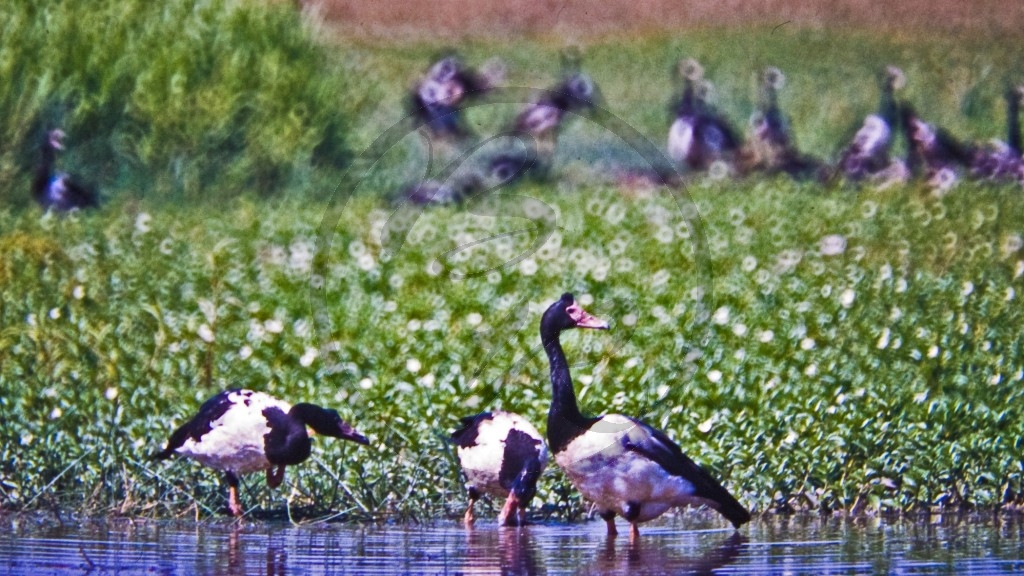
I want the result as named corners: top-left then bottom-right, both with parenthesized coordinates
top-left (409, 54), bottom-right (505, 143)
top-left (540, 293), bottom-right (750, 540)
top-left (743, 66), bottom-right (826, 180)
top-left (837, 66), bottom-right (908, 184)
top-left (34, 129), bottom-right (99, 212)
top-left (397, 150), bottom-right (535, 205)
top-left (152, 389), bottom-right (368, 516)
top-left (902, 102), bottom-right (976, 187)
top-left (667, 58), bottom-right (742, 174)
top-left (451, 411), bottom-right (548, 526)
top-left (971, 83), bottom-right (1023, 182)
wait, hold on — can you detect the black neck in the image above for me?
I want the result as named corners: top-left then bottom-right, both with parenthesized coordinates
top-left (290, 403), bottom-right (332, 434)
top-left (1008, 90), bottom-right (1021, 155)
top-left (34, 142), bottom-right (56, 194)
top-left (543, 326), bottom-right (592, 453)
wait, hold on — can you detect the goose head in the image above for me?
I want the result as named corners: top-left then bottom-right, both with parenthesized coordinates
top-left (762, 66), bottom-right (785, 91)
top-left (290, 403), bottom-right (369, 445)
top-left (541, 293), bottom-right (609, 334)
top-left (883, 65), bottom-right (906, 91)
top-left (678, 58), bottom-right (704, 82)
top-left (47, 129), bottom-right (67, 151)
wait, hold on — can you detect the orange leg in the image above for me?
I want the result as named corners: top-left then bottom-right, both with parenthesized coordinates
top-left (600, 510), bottom-right (618, 537)
top-left (228, 484), bottom-right (244, 517)
top-left (464, 488), bottom-right (479, 527)
top-left (630, 523), bottom-right (641, 543)
top-left (266, 465), bottom-right (286, 489)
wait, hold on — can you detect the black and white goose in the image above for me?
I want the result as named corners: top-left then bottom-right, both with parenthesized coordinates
top-left (541, 293), bottom-right (750, 539)
top-left (667, 59), bottom-right (742, 173)
top-left (451, 411), bottom-right (548, 526)
top-left (34, 129), bottom-right (99, 212)
top-left (902, 103), bottom-right (976, 185)
top-left (409, 55), bottom-right (504, 142)
top-left (744, 67), bottom-right (825, 180)
top-left (152, 389), bottom-right (368, 516)
top-left (972, 84), bottom-right (1023, 182)
top-left (838, 66), bottom-right (907, 183)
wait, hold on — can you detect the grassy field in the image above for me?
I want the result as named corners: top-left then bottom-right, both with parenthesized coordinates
top-left (2, 0), bottom-right (1024, 523)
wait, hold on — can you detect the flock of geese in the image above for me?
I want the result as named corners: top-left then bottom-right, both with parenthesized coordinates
top-left (154, 294), bottom-right (750, 537)
top-left (32, 54), bottom-right (1024, 212)
top-left (399, 54), bottom-right (1024, 203)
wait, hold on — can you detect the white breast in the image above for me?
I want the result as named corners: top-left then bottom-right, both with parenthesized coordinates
top-left (177, 391), bottom-right (292, 475)
top-left (667, 118), bottom-right (695, 164)
top-left (457, 412), bottom-right (547, 497)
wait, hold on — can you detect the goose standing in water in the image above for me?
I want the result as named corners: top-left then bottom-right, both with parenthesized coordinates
top-left (451, 411), bottom-right (548, 526)
top-left (540, 293), bottom-right (750, 539)
top-left (152, 389), bottom-right (368, 516)
top-left (667, 59), bottom-right (742, 174)
top-left (33, 129), bottom-right (99, 212)
top-left (837, 66), bottom-right (909, 185)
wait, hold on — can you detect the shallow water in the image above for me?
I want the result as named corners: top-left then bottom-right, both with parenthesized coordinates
top-left (2, 513), bottom-right (1023, 575)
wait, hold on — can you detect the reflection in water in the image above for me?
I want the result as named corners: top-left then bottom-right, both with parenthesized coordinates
top-left (464, 527), bottom-right (543, 576)
top-left (2, 514), bottom-right (1024, 574)
top-left (584, 532), bottom-right (745, 575)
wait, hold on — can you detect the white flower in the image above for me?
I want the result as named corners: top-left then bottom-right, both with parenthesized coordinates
top-left (197, 324), bottom-right (215, 343)
top-left (840, 288), bottom-right (855, 308)
top-left (783, 430), bottom-right (798, 445)
top-left (407, 319), bottom-right (421, 332)
top-left (877, 328), bottom-right (891, 349)
top-left (264, 319), bottom-right (284, 334)
top-left (927, 345), bottom-right (939, 358)
top-left (579, 293), bottom-right (594, 306)
top-left (741, 256), bottom-right (757, 272)
top-left (73, 285), bottom-right (85, 300)
top-left (800, 338), bottom-right (815, 350)
top-left (707, 370), bottom-right (723, 383)
top-left (239, 345), bottom-right (253, 360)
top-left (135, 213), bottom-right (152, 234)
top-left (467, 313), bottom-right (483, 326)
top-left (50, 407), bottom-right (62, 420)
top-left (49, 307), bottom-right (61, 320)
top-left (732, 323), bottom-right (748, 337)
top-left (804, 364), bottom-right (818, 377)
top-left (519, 258), bottom-right (538, 276)
top-left (622, 314), bottom-right (637, 327)
top-left (359, 377), bottom-right (373, 389)
top-left (1007, 287), bottom-right (1016, 301)
top-left (358, 254), bottom-right (375, 271)
top-left (698, 418), bottom-right (714, 433)
top-left (820, 234), bottom-right (847, 256)
top-left (758, 330), bottom-right (774, 343)
top-left (160, 238), bottom-right (174, 255)
top-left (105, 387), bottom-right (119, 401)
top-left (299, 347), bottom-right (318, 367)
top-left (712, 306), bottom-right (730, 325)
top-left (406, 358), bottom-right (421, 373)
top-left (962, 281), bottom-right (974, 297)
top-left (990, 374), bottom-right (1002, 386)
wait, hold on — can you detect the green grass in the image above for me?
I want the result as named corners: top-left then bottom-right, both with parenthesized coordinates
top-left (2, 2), bottom-right (1024, 522)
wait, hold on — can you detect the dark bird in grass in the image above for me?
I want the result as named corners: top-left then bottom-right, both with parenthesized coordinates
top-left (837, 66), bottom-right (909, 185)
top-left (902, 103), bottom-right (976, 191)
top-left (152, 389), bottom-right (368, 517)
top-left (34, 129), bottom-right (99, 212)
top-left (743, 67), bottom-right (826, 181)
top-left (972, 84), bottom-right (1023, 183)
top-left (451, 411), bottom-right (548, 526)
top-left (540, 293), bottom-right (750, 540)
top-left (667, 59), bottom-right (742, 174)
top-left (408, 54), bottom-right (505, 143)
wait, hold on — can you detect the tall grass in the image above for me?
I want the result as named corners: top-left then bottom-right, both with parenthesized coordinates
top-left (0, 0), bottom-right (375, 205)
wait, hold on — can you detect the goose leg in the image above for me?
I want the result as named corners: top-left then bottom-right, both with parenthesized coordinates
top-left (498, 492), bottom-right (521, 526)
top-left (266, 465), bottom-right (286, 489)
top-left (630, 523), bottom-right (641, 543)
top-left (464, 487), bottom-right (480, 526)
top-left (225, 472), bottom-right (243, 517)
top-left (599, 510), bottom-right (618, 537)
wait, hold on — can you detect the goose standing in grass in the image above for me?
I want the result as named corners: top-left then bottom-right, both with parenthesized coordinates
top-left (744, 67), bottom-right (825, 180)
top-left (902, 103), bottom-right (976, 189)
top-left (34, 129), bottom-right (99, 212)
top-left (972, 84), bottom-right (1023, 182)
top-left (837, 66), bottom-right (908, 184)
top-left (502, 57), bottom-right (598, 181)
top-left (451, 411), bottom-right (548, 526)
top-left (152, 389), bottom-right (368, 516)
top-left (409, 55), bottom-right (505, 143)
top-left (540, 293), bottom-right (750, 540)
top-left (667, 59), bottom-right (742, 174)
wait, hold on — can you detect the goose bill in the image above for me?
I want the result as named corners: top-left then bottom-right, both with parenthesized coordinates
top-left (567, 302), bottom-right (608, 330)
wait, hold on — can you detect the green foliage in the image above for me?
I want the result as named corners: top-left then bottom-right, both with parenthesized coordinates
top-left (0, 0), bottom-right (373, 205)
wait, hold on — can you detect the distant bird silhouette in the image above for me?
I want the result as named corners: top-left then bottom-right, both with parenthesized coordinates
top-left (743, 67), bottom-right (826, 180)
top-left (838, 66), bottom-right (908, 184)
top-left (409, 55), bottom-right (505, 142)
top-left (972, 84), bottom-right (1023, 182)
top-left (33, 129), bottom-right (99, 212)
top-left (902, 103), bottom-right (976, 187)
top-left (667, 59), bottom-right (742, 173)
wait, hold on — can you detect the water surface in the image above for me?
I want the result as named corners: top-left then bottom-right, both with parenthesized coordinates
top-left (2, 513), bottom-right (1022, 575)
